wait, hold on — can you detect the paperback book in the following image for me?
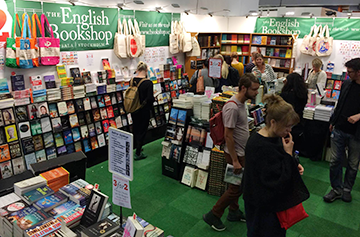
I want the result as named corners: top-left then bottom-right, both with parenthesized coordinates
top-left (22, 186), bottom-right (54, 204)
top-left (12, 157), bottom-right (26, 175)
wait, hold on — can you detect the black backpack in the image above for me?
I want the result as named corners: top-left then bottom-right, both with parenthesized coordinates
top-left (227, 66), bottom-right (240, 87)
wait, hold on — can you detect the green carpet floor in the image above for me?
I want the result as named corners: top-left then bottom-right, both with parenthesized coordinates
top-left (86, 139), bottom-right (360, 237)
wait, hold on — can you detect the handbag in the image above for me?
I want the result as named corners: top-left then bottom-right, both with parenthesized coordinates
top-left (127, 19), bottom-right (141, 58)
top-left (276, 203), bottom-right (309, 230)
top-left (300, 25), bottom-right (316, 55)
top-left (5, 13), bottom-right (21, 68)
top-left (134, 19), bottom-right (145, 57)
top-left (31, 13), bottom-right (42, 67)
top-left (113, 18), bottom-right (128, 59)
top-left (186, 34), bottom-right (201, 57)
top-left (181, 21), bottom-right (192, 53)
top-left (38, 14), bottom-right (60, 65)
top-left (169, 21), bottom-right (179, 54)
top-left (196, 70), bottom-right (205, 94)
top-left (18, 13), bottom-right (33, 69)
top-left (316, 25), bottom-right (333, 57)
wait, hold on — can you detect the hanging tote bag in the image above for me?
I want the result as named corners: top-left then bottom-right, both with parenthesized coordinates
top-left (309, 25), bottom-right (322, 57)
top-left (176, 21), bottom-right (184, 52)
top-left (114, 18), bottom-right (128, 59)
top-left (18, 14), bottom-right (33, 69)
top-left (134, 19), bottom-right (145, 57)
top-left (169, 21), bottom-right (179, 54)
top-left (276, 203), bottom-right (309, 230)
top-left (127, 19), bottom-right (141, 58)
top-left (30, 13), bottom-right (42, 67)
top-left (181, 22), bottom-right (192, 53)
top-left (291, 34), bottom-right (298, 59)
top-left (186, 34), bottom-right (201, 57)
top-left (316, 25), bottom-right (333, 57)
top-left (5, 13), bottom-right (21, 68)
top-left (38, 14), bottom-right (60, 65)
top-left (300, 25), bottom-right (316, 55)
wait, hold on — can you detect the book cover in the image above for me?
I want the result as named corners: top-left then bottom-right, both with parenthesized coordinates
top-left (45, 147), bottom-right (57, 160)
top-left (274, 48), bottom-right (280, 57)
top-left (5, 124), bottom-right (18, 142)
top-left (71, 127), bottom-right (80, 142)
top-left (55, 205), bottom-right (84, 226)
top-left (119, 105), bottom-right (126, 115)
top-left (15, 210), bottom-right (49, 231)
top-left (100, 108), bottom-right (108, 120)
top-left (2, 202), bottom-right (33, 225)
top-left (90, 137), bottom-right (98, 150)
top-left (44, 75), bottom-right (56, 89)
top-left (22, 186), bottom-right (54, 204)
top-left (66, 101), bottom-right (75, 114)
top-left (0, 143), bottom-right (10, 163)
top-left (110, 93), bottom-right (117, 105)
top-left (92, 109), bottom-right (101, 122)
top-left (82, 71), bottom-right (92, 84)
top-left (80, 189), bottom-right (109, 227)
top-left (35, 149), bottom-right (46, 163)
top-left (70, 68), bottom-right (83, 85)
top-left (41, 117), bottom-right (52, 133)
top-left (252, 36), bottom-right (261, 44)
top-left (224, 164), bottom-right (244, 185)
top-left (54, 133), bottom-right (64, 147)
top-left (51, 117), bottom-right (62, 132)
top-left (48, 104), bottom-right (58, 118)
top-left (326, 80), bottom-right (334, 89)
top-left (61, 116), bottom-right (71, 130)
top-left (57, 102), bottom-right (68, 116)
top-left (57, 146), bottom-right (67, 156)
top-left (30, 120), bottom-right (42, 136)
top-left (80, 125), bottom-right (89, 139)
top-left (90, 97), bottom-right (98, 109)
top-left (102, 120), bottom-right (109, 133)
top-left (75, 99), bottom-right (84, 112)
top-left (0, 78), bottom-right (10, 94)
top-left (74, 142), bottom-right (82, 152)
top-left (332, 90), bottom-right (340, 99)
top-left (334, 80), bottom-right (342, 90)
top-left (285, 49), bottom-right (292, 58)
top-left (82, 217), bottom-right (118, 237)
top-left (24, 152), bottom-right (37, 169)
top-left (22, 137), bottom-right (35, 154)
top-left (95, 122), bottom-right (102, 134)
top-left (97, 134), bottom-right (106, 147)
top-left (12, 157), bottom-right (26, 175)
top-left (18, 121), bottom-right (31, 138)
top-left (48, 200), bottom-right (78, 216)
top-left (43, 132), bottom-right (55, 148)
top-left (9, 141), bottom-right (22, 159)
top-left (11, 75), bottom-right (25, 91)
top-left (33, 135), bottom-right (44, 151)
top-left (15, 106), bottom-right (28, 122)
top-left (78, 112), bottom-right (86, 126)
top-left (116, 92), bottom-right (123, 103)
top-left (169, 108), bottom-right (179, 125)
top-left (38, 102), bottom-right (49, 118)
top-left (0, 160), bottom-right (13, 179)
top-left (97, 95), bottom-right (105, 108)
top-left (82, 139), bottom-right (91, 152)
top-left (63, 130), bottom-right (73, 145)
top-left (88, 123), bottom-right (96, 137)
top-left (69, 114), bottom-right (79, 128)
top-left (121, 116), bottom-right (128, 127)
top-left (261, 36), bottom-right (267, 45)
top-left (28, 104), bottom-right (39, 120)
top-left (24, 218), bottom-right (61, 237)
top-left (85, 111), bottom-right (93, 124)
top-left (107, 106), bottom-right (114, 118)
top-left (3, 107), bottom-right (16, 125)
top-left (83, 98), bottom-right (91, 111)
top-left (34, 192), bottom-right (68, 212)
top-left (67, 144), bottom-right (75, 154)
top-left (103, 94), bottom-right (111, 106)
top-left (109, 119), bottom-right (116, 128)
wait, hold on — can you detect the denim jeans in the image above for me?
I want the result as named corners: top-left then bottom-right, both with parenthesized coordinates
top-left (330, 129), bottom-right (360, 192)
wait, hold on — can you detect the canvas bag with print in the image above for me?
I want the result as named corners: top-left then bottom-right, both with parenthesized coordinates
top-left (18, 13), bottom-right (33, 69)
top-left (114, 18), bottom-right (128, 59)
top-left (300, 25), bottom-right (316, 55)
top-left (134, 19), bottom-right (145, 57)
top-left (30, 13), bottom-right (42, 67)
top-left (5, 13), bottom-right (21, 68)
top-left (127, 19), bottom-right (141, 58)
top-left (38, 14), bottom-right (60, 65)
top-left (169, 21), bottom-right (179, 54)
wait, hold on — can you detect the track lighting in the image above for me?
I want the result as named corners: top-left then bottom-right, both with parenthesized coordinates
top-left (69, 0), bottom-right (78, 6)
top-left (156, 7), bottom-right (162, 13)
top-left (184, 10), bottom-right (190, 15)
top-left (117, 3), bottom-right (125, 10)
top-left (208, 12), bottom-right (213, 17)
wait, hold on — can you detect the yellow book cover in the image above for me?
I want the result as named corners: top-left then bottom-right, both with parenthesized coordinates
top-left (231, 46), bottom-right (237, 52)
top-left (261, 36), bottom-right (267, 45)
top-left (285, 49), bottom-right (292, 58)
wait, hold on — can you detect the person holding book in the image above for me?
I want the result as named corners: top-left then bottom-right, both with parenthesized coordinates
top-left (131, 61), bottom-right (154, 160)
top-left (243, 94), bottom-right (309, 236)
top-left (324, 58), bottom-right (360, 203)
top-left (203, 73), bottom-right (260, 232)
top-left (245, 52), bottom-right (257, 73)
top-left (251, 53), bottom-right (276, 83)
top-left (306, 58), bottom-right (327, 90)
top-left (189, 59), bottom-right (219, 93)
top-left (231, 52), bottom-right (244, 78)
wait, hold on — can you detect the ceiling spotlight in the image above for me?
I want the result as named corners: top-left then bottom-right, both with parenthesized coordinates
top-left (347, 12), bottom-right (352, 18)
top-left (325, 10), bottom-right (336, 16)
top-left (156, 7), bottom-right (162, 13)
top-left (200, 7), bottom-right (208, 11)
top-left (133, 0), bottom-right (143, 4)
top-left (267, 9), bottom-right (270, 16)
top-left (208, 12), bottom-right (213, 17)
top-left (171, 3), bottom-right (180, 8)
top-left (117, 3), bottom-right (125, 9)
top-left (69, 0), bottom-right (78, 6)
top-left (285, 11), bottom-right (295, 16)
top-left (184, 10), bottom-right (190, 15)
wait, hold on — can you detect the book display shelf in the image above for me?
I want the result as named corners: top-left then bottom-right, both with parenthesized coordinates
top-left (324, 72), bottom-right (348, 100)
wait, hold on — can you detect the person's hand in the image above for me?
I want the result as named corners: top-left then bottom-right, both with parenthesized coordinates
top-left (329, 124), bottom-right (334, 132)
top-left (298, 164), bottom-right (304, 175)
top-left (282, 133), bottom-right (294, 156)
top-left (348, 114), bottom-right (360, 124)
top-left (232, 160), bottom-right (242, 175)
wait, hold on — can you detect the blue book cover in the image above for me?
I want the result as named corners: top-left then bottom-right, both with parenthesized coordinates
top-left (83, 139), bottom-right (91, 152)
top-left (97, 95), bottom-right (105, 107)
top-left (0, 78), bottom-right (10, 93)
top-left (169, 108), bottom-right (179, 125)
top-left (11, 75), bottom-right (25, 91)
top-left (53, 205), bottom-right (83, 219)
top-left (45, 147), bottom-right (57, 160)
top-left (177, 110), bottom-right (187, 126)
top-left (63, 130), bottom-right (73, 145)
top-left (48, 200), bottom-right (78, 216)
top-left (252, 36), bottom-right (262, 44)
top-left (34, 192), bottom-right (68, 211)
top-left (66, 144), bottom-right (75, 154)
top-left (332, 90), bottom-right (340, 99)
top-left (6, 205), bottom-right (38, 225)
top-left (15, 210), bottom-right (49, 231)
top-left (22, 186), bottom-right (54, 204)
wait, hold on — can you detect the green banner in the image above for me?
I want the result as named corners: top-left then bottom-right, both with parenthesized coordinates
top-left (255, 17), bottom-right (360, 41)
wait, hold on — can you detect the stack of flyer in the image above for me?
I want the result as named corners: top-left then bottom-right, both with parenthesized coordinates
top-left (314, 104), bottom-right (334, 122)
top-left (303, 107), bottom-right (315, 120)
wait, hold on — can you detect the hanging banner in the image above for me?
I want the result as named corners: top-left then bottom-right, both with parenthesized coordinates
top-left (255, 17), bottom-right (360, 41)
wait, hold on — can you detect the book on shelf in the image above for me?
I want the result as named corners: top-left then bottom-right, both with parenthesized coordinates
top-left (231, 34), bottom-right (237, 44)
top-left (11, 75), bottom-right (25, 91)
top-left (237, 35), bottom-right (244, 43)
top-left (252, 36), bottom-right (261, 44)
top-left (332, 90), bottom-right (340, 99)
top-left (181, 166), bottom-right (198, 188)
top-left (261, 36), bottom-right (267, 45)
top-left (285, 49), bottom-right (292, 58)
top-left (231, 45), bottom-right (237, 53)
top-left (334, 80), bottom-right (342, 90)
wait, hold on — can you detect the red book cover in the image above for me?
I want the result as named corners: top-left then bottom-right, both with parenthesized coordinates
top-left (325, 89), bottom-right (332, 98)
top-left (106, 106), bottom-right (114, 118)
top-left (109, 119), bottom-right (117, 128)
top-left (103, 95), bottom-right (111, 106)
top-left (334, 80), bottom-right (342, 90)
top-left (102, 120), bottom-right (109, 133)
top-left (164, 70), bottom-right (170, 79)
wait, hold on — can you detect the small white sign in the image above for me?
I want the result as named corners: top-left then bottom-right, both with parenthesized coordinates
top-left (112, 174), bottom-right (132, 209)
top-left (108, 127), bottom-right (133, 181)
top-left (208, 58), bottom-right (222, 79)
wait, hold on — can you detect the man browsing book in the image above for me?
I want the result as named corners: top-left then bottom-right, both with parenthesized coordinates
top-left (203, 73), bottom-right (259, 231)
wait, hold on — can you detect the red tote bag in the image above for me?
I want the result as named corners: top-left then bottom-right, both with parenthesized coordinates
top-left (276, 203), bottom-right (309, 230)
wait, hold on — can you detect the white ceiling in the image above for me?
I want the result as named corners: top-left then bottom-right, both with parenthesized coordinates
top-left (73, 0), bottom-right (259, 17)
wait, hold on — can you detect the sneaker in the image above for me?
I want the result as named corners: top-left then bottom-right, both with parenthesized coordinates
top-left (203, 211), bottom-right (226, 232)
top-left (342, 191), bottom-right (352, 202)
top-left (227, 209), bottom-right (246, 222)
top-left (323, 189), bottom-right (342, 203)
top-left (134, 153), bottom-right (147, 160)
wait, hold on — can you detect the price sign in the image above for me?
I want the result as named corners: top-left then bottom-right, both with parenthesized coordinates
top-left (112, 174), bottom-right (132, 209)
top-left (208, 58), bottom-right (222, 79)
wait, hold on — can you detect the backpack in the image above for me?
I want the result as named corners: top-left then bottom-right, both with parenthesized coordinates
top-left (227, 66), bottom-right (240, 87)
top-left (124, 78), bottom-right (148, 113)
top-left (196, 69), bottom-right (205, 94)
top-left (209, 100), bottom-right (237, 145)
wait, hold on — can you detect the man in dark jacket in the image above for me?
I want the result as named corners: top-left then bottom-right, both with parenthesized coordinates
top-left (324, 58), bottom-right (360, 203)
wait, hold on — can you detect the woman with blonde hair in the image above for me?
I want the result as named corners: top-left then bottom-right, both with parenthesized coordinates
top-left (131, 61), bottom-right (154, 160)
top-left (306, 58), bottom-right (327, 90)
top-left (252, 53), bottom-right (276, 83)
top-left (243, 94), bottom-right (309, 236)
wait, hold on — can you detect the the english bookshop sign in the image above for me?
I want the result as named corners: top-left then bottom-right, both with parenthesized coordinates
top-left (255, 17), bottom-right (360, 41)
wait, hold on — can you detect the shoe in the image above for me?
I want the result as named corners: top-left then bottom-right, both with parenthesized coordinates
top-left (323, 189), bottom-right (342, 203)
top-left (342, 191), bottom-right (352, 202)
top-left (134, 153), bottom-right (147, 160)
top-left (203, 211), bottom-right (226, 232)
top-left (227, 209), bottom-right (246, 222)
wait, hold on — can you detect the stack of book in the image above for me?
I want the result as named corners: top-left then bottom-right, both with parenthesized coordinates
top-left (303, 107), bottom-right (315, 120)
top-left (32, 89), bottom-right (47, 103)
top-left (33, 192), bottom-right (68, 212)
top-left (53, 201), bottom-right (85, 227)
top-left (85, 83), bottom-right (97, 97)
top-left (24, 218), bottom-right (62, 237)
top-left (172, 98), bottom-right (193, 109)
top-left (59, 179), bottom-right (91, 206)
top-left (0, 94), bottom-right (14, 109)
top-left (73, 85), bottom-right (85, 99)
top-left (61, 86), bottom-right (74, 100)
top-left (47, 88), bottom-right (62, 101)
top-left (12, 89), bottom-right (31, 106)
top-left (3, 204), bottom-right (38, 237)
top-left (106, 84), bottom-right (116, 93)
top-left (201, 100), bottom-right (211, 121)
top-left (97, 85), bottom-right (107, 95)
top-left (314, 104), bottom-right (334, 122)
top-left (80, 217), bottom-right (119, 237)
top-left (193, 95), bottom-right (208, 119)
top-left (14, 176), bottom-right (47, 196)
top-left (13, 209), bottom-right (51, 237)
top-left (39, 167), bottom-right (70, 192)
top-left (21, 185), bottom-right (54, 205)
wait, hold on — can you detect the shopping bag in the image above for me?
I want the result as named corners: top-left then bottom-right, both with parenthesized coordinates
top-left (127, 19), bottom-right (141, 58)
top-left (134, 19), bottom-right (145, 57)
top-left (114, 18), bottom-right (128, 59)
top-left (276, 203), bottom-right (309, 230)
top-left (5, 13), bottom-right (21, 68)
top-left (18, 13), bottom-right (33, 69)
top-left (316, 25), bottom-right (333, 57)
top-left (309, 25), bottom-right (322, 57)
top-left (186, 35), bottom-right (201, 57)
top-left (291, 34), bottom-right (298, 59)
top-left (169, 21), bottom-right (179, 54)
top-left (176, 21), bottom-right (183, 52)
top-left (38, 14), bottom-right (60, 65)
top-left (300, 25), bottom-right (316, 55)
top-left (31, 13), bottom-right (42, 67)
top-left (181, 21), bottom-right (192, 53)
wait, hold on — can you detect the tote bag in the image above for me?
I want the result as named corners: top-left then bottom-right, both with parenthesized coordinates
top-left (316, 25), bottom-right (333, 57)
top-left (309, 25), bottom-right (322, 57)
top-left (134, 19), bottom-right (145, 56)
top-left (127, 19), bottom-right (141, 58)
top-left (176, 21), bottom-right (183, 52)
top-left (291, 34), bottom-right (298, 59)
top-left (181, 22), bottom-right (192, 53)
top-left (18, 14), bottom-right (33, 69)
top-left (38, 14), bottom-right (60, 65)
top-left (31, 13), bottom-right (42, 67)
top-left (5, 13), bottom-right (21, 68)
top-left (300, 25), bottom-right (316, 55)
top-left (169, 21), bottom-right (179, 54)
top-left (276, 203), bottom-right (309, 230)
top-left (186, 35), bottom-right (201, 57)
top-left (114, 18), bottom-right (128, 59)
